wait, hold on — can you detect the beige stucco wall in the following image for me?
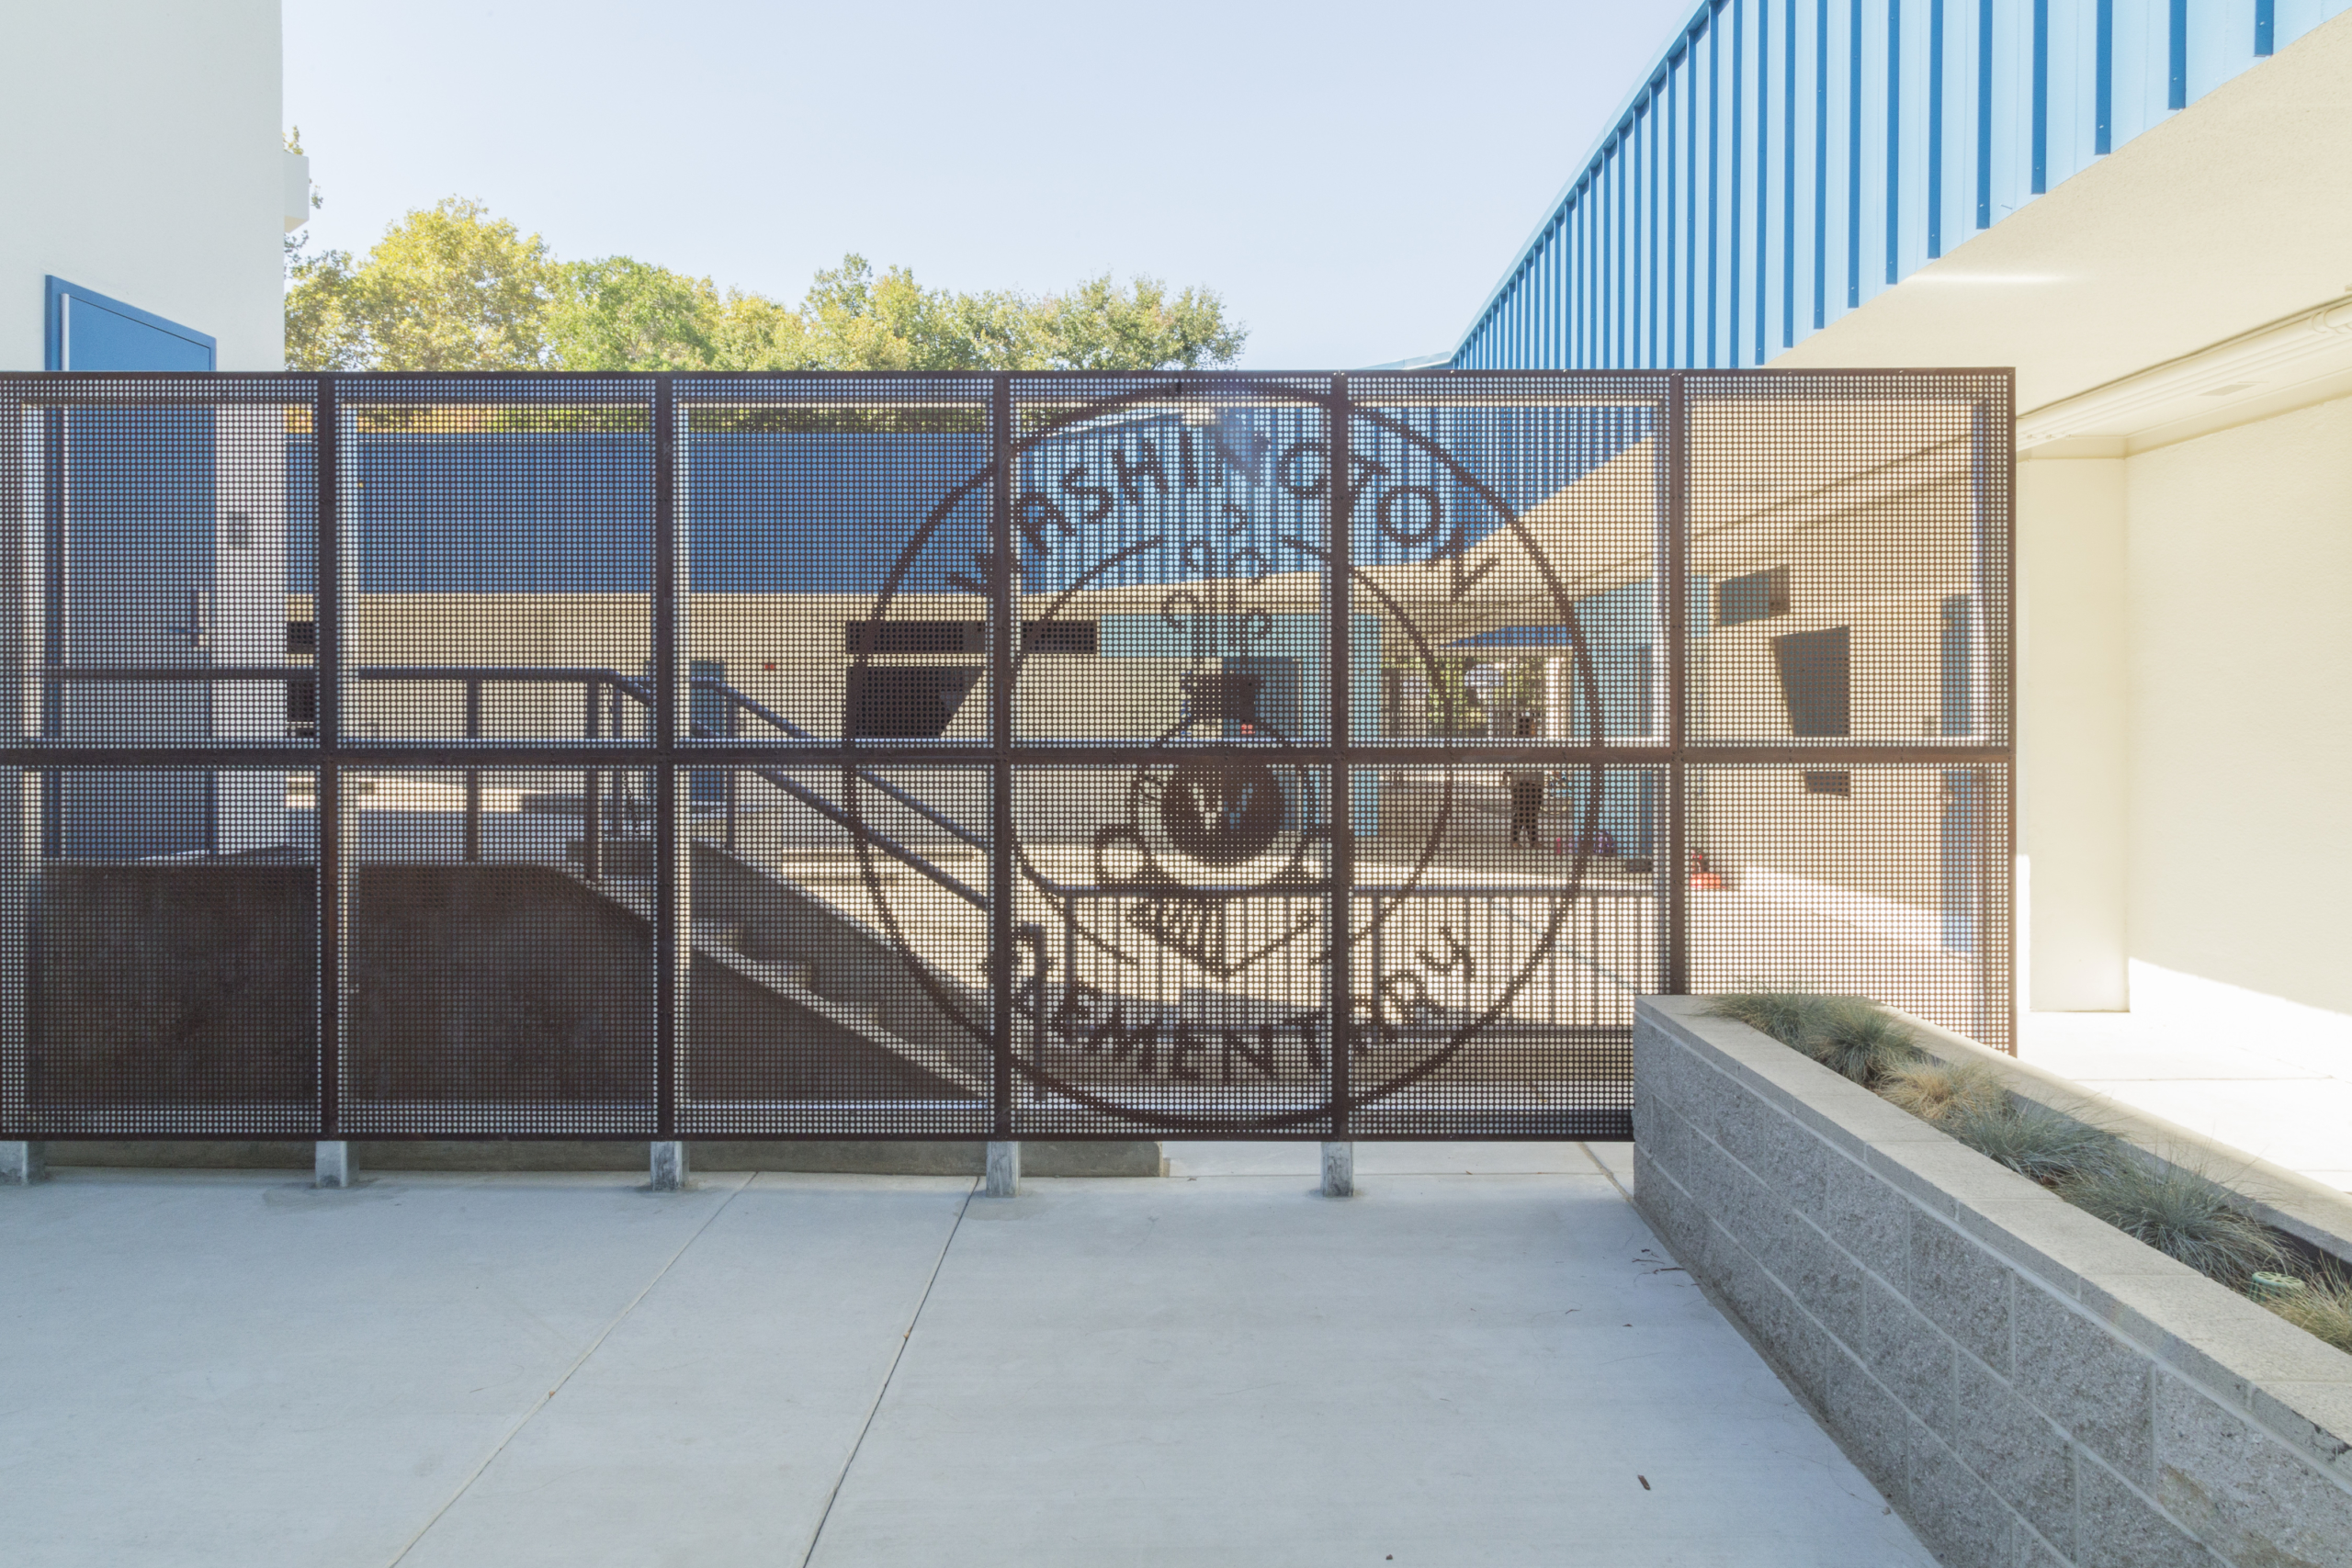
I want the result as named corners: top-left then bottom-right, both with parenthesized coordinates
top-left (1688, 465), bottom-right (1983, 911)
top-left (2016, 457), bottom-right (2130, 1010)
top-left (2121, 394), bottom-right (2352, 1017)
top-left (322, 592), bottom-right (1188, 745)
top-left (0, 0), bottom-right (286, 371)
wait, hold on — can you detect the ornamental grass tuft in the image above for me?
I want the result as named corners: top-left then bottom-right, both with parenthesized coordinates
top-left (1705, 989), bottom-right (1824, 1049)
top-left (1798, 996), bottom-right (1924, 1088)
top-left (2057, 1156), bottom-right (2284, 1285)
top-left (1947, 1100), bottom-right (2113, 1183)
top-left (1880, 1055), bottom-right (2007, 1125)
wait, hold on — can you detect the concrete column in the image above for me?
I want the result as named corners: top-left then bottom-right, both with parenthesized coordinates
top-left (650, 1141), bottom-right (688, 1191)
top-left (2017, 456), bottom-right (2130, 1010)
top-left (313, 1140), bottom-right (352, 1189)
top-left (2, 1140), bottom-right (46, 1184)
top-left (984, 1140), bottom-right (1020, 1197)
top-left (1321, 1140), bottom-right (1354, 1197)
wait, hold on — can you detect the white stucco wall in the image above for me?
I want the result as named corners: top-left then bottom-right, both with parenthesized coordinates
top-left (2016, 457), bottom-right (2130, 1011)
top-left (0, 0), bottom-right (285, 371)
top-left (2122, 394), bottom-right (2352, 1018)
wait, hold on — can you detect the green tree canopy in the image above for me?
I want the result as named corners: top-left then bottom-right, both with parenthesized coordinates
top-left (288, 197), bottom-right (556, 372)
top-left (546, 257), bottom-right (718, 372)
top-left (286, 199), bottom-right (1247, 373)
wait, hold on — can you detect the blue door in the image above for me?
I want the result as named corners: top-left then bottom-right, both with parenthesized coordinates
top-left (46, 279), bottom-right (220, 858)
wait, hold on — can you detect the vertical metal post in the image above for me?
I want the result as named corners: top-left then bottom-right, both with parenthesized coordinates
top-left (1971, 389), bottom-right (2014, 1048)
top-left (1324, 375), bottom-right (1354, 1137)
top-left (1661, 372), bottom-right (1690, 995)
top-left (40, 406), bottom-right (62, 860)
top-left (987, 375), bottom-right (1015, 1136)
top-left (461, 675), bottom-right (481, 863)
top-left (1, 396), bottom-right (55, 1145)
top-left (314, 377), bottom-right (346, 1138)
top-left (651, 376), bottom-right (681, 1138)
top-left (583, 678), bottom-right (603, 882)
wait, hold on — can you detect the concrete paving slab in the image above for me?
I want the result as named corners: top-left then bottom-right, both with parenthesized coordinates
top-left (399, 1173), bottom-right (974, 1568)
top-left (808, 1172), bottom-right (1931, 1568)
top-left (4, 1163), bottom-right (1923, 1568)
top-left (0, 1170), bottom-right (744, 1568)
top-left (1160, 1140), bottom-right (1322, 1177)
top-left (1584, 1138), bottom-right (1635, 1190)
top-left (1351, 1141), bottom-right (1600, 1175)
top-left (1162, 1141), bottom-right (1599, 1177)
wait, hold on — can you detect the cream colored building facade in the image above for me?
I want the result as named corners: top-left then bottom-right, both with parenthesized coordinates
top-left (1, 0), bottom-right (294, 373)
top-left (1769, 14), bottom-right (2352, 1038)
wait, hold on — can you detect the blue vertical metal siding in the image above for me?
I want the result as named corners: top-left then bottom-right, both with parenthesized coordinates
top-left (1453, 0), bottom-right (2346, 368)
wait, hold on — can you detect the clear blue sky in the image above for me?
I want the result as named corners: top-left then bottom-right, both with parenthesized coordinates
top-left (286, 0), bottom-right (1692, 368)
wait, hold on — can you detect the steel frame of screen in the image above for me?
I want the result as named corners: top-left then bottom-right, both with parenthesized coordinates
top-left (0, 367), bottom-right (2014, 1144)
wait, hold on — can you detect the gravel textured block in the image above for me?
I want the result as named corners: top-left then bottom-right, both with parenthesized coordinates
top-left (1863, 1269), bottom-right (1959, 1431)
top-left (2245, 1381), bottom-right (2352, 1480)
top-left (2016, 1286), bottom-right (2156, 1487)
top-left (1908, 1423), bottom-right (2019, 1568)
top-left (1769, 1289), bottom-right (1834, 1402)
top-left (1825, 1159), bottom-right (1916, 1292)
top-left (1635, 1165), bottom-right (1711, 1277)
top-left (2011, 1524), bottom-right (2071, 1567)
top-left (2076, 1456), bottom-right (2223, 1568)
top-left (1712, 1221), bottom-right (1785, 1327)
top-left (2154, 1374), bottom-right (2352, 1568)
top-left (1913, 1214), bottom-right (2016, 1374)
top-left (1950, 1353), bottom-right (2077, 1548)
top-left (1713, 1090), bottom-right (1826, 1222)
top-left (1820, 1340), bottom-right (1912, 1504)
top-left (1770, 1212), bottom-right (1870, 1348)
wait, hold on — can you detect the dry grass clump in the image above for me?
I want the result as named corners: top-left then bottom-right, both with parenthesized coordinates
top-left (2057, 1156), bottom-right (2284, 1285)
top-left (1707, 991), bottom-right (1923, 1086)
top-left (2260, 1268), bottom-right (2352, 1355)
top-left (1708, 991), bottom-right (1924, 1086)
top-left (1880, 1055), bottom-right (2007, 1125)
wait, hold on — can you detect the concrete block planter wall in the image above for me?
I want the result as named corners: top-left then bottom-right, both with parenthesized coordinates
top-left (1634, 996), bottom-right (2352, 1568)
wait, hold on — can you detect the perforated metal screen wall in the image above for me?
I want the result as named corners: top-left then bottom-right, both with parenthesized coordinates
top-left (0, 369), bottom-right (2010, 1142)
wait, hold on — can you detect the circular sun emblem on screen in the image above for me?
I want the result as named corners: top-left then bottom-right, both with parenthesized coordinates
top-left (843, 379), bottom-right (1617, 1131)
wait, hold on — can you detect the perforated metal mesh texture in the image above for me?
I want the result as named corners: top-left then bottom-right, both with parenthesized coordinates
top-left (0, 369), bottom-right (2010, 1142)
top-left (339, 766), bottom-right (659, 1135)
top-left (681, 763), bottom-right (993, 1137)
top-left (1684, 764), bottom-right (2013, 1049)
top-left (1682, 372), bottom-right (2014, 749)
top-left (331, 378), bottom-right (655, 744)
top-left (21, 769), bottom-right (319, 1136)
